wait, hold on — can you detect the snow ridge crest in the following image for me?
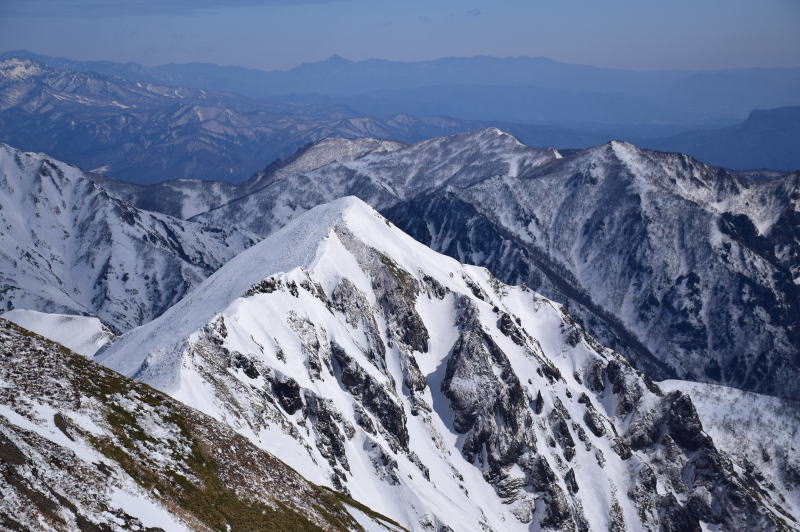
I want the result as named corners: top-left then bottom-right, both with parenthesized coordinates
top-left (96, 196), bottom-right (375, 387)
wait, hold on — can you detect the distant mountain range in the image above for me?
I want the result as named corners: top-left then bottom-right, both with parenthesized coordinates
top-left (0, 57), bottom-right (481, 183)
top-left (1, 52), bottom-right (798, 183)
top-left (7, 50), bottom-right (799, 125)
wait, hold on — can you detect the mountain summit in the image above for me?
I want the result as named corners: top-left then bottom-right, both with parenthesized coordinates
top-left (99, 197), bottom-right (793, 531)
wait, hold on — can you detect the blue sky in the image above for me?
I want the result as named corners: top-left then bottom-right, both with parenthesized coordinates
top-left (1, 0), bottom-right (798, 71)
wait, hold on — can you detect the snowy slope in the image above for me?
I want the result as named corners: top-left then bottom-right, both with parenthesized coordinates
top-left (0, 143), bottom-right (254, 332)
top-left (2, 309), bottom-right (114, 357)
top-left (0, 318), bottom-right (402, 531)
top-left (100, 197), bottom-right (795, 531)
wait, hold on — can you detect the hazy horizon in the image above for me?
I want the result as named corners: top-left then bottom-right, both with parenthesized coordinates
top-left (1, 0), bottom-right (799, 72)
top-left (7, 48), bottom-right (800, 74)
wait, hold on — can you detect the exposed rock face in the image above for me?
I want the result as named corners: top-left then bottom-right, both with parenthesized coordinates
top-left (0, 318), bottom-right (400, 531)
top-left (331, 341), bottom-right (409, 451)
top-left (660, 379), bottom-right (800, 525)
top-left (100, 198), bottom-right (797, 531)
top-left (384, 142), bottom-right (800, 399)
top-left (623, 388), bottom-right (786, 531)
top-left (442, 297), bottom-right (535, 479)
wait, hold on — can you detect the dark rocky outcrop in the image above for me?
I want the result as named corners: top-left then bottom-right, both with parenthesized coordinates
top-left (331, 343), bottom-right (409, 451)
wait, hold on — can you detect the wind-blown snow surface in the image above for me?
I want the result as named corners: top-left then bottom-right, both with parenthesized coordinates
top-left (2, 309), bottom-right (114, 357)
top-left (101, 197), bottom-right (795, 531)
top-left (0, 143), bottom-right (254, 332)
top-left (0, 318), bottom-right (400, 531)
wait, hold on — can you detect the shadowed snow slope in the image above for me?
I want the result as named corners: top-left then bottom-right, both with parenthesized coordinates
top-left (100, 196), bottom-right (796, 531)
top-left (0, 143), bottom-right (254, 332)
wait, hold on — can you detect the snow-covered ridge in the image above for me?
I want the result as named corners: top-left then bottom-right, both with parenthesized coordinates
top-left (264, 137), bottom-right (407, 181)
top-left (93, 137), bottom-right (408, 220)
top-left (98, 196), bottom-right (360, 387)
top-left (192, 127), bottom-right (561, 236)
top-left (180, 129), bottom-right (800, 399)
top-left (100, 196), bottom-right (794, 531)
top-left (0, 143), bottom-right (254, 332)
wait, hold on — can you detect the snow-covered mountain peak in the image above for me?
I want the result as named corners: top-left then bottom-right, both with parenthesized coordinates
top-left (312, 137), bottom-right (406, 159)
top-left (99, 195), bottom-right (791, 531)
top-left (479, 125), bottom-right (522, 141)
top-left (608, 139), bottom-right (641, 163)
top-left (181, 130), bottom-right (800, 400)
top-left (431, 126), bottom-right (527, 152)
top-left (557, 138), bottom-right (735, 198)
top-left (0, 142), bottom-right (104, 212)
top-left (99, 195), bottom-right (431, 388)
